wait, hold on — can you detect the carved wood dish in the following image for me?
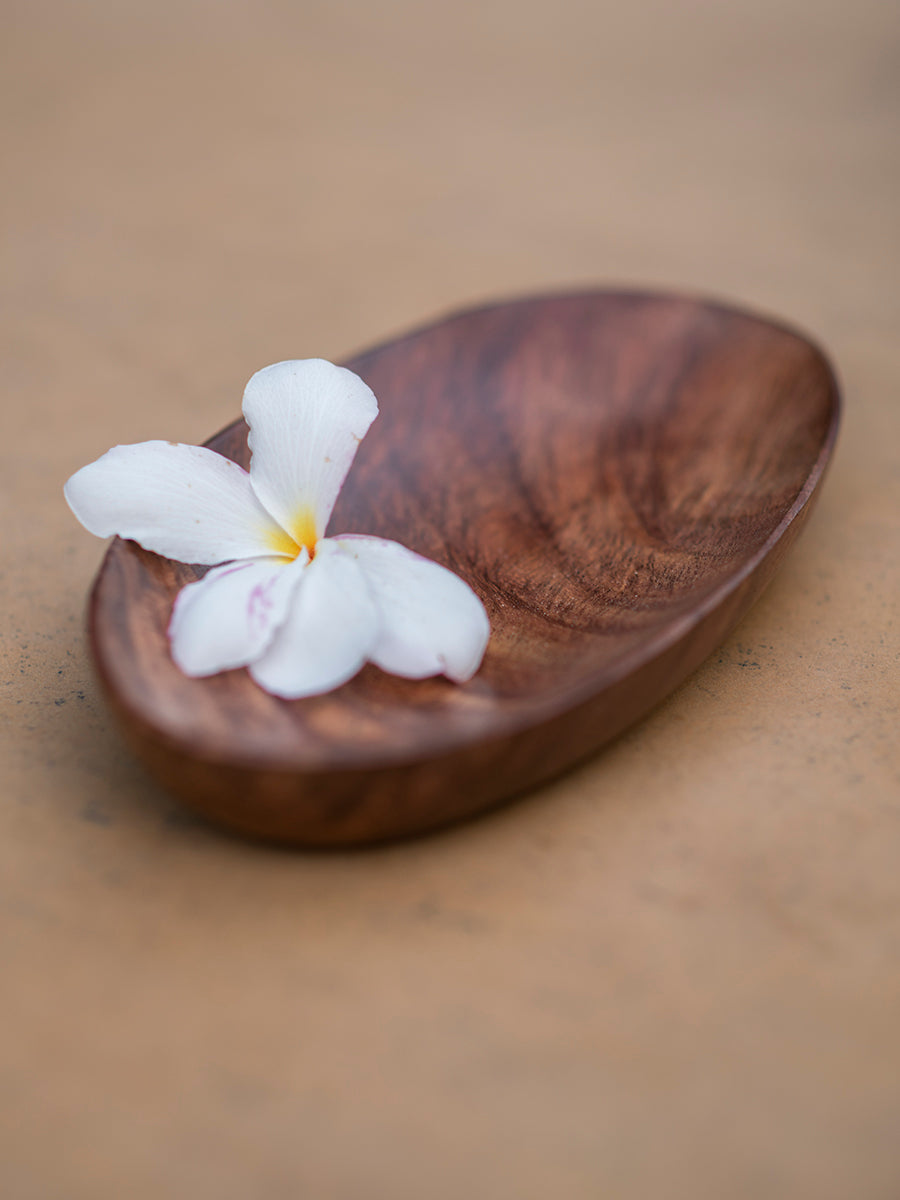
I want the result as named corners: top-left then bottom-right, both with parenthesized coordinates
top-left (88, 291), bottom-right (840, 844)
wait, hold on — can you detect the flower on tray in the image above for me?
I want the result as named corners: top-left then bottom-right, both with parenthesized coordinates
top-left (65, 359), bottom-right (490, 698)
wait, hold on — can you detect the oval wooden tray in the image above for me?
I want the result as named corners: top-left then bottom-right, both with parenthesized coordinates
top-left (89, 291), bottom-right (840, 844)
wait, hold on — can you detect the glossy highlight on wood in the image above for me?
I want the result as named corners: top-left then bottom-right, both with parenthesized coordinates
top-left (88, 291), bottom-right (840, 844)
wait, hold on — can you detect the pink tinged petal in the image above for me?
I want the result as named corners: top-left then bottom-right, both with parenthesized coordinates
top-left (243, 360), bottom-right (378, 552)
top-left (64, 442), bottom-right (299, 565)
top-left (333, 536), bottom-right (490, 683)
top-left (168, 553), bottom-right (308, 677)
top-left (249, 541), bottom-right (380, 699)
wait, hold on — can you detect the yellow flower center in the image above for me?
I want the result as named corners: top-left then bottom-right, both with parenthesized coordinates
top-left (264, 505), bottom-right (318, 560)
top-left (291, 506), bottom-right (318, 557)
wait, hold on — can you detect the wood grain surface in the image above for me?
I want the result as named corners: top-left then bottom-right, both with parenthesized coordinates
top-left (4, 3), bottom-right (899, 1198)
top-left (88, 292), bottom-right (839, 842)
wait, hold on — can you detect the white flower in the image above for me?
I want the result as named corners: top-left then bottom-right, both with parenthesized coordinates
top-left (64, 359), bottom-right (490, 698)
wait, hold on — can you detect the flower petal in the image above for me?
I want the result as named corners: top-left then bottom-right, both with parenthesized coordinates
top-left (64, 442), bottom-right (299, 564)
top-left (334, 536), bottom-right (490, 682)
top-left (243, 360), bottom-right (378, 552)
top-left (169, 554), bottom-right (308, 677)
top-left (249, 541), bottom-right (380, 699)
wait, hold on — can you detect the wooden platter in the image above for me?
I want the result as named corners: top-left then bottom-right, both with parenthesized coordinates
top-left (88, 291), bottom-right (840, 844)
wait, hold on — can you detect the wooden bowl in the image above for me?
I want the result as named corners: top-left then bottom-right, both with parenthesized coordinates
top-left (88, 291), bottom-right (840, 844)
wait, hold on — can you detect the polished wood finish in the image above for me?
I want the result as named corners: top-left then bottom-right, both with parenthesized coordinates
top-left (88, 291), bottom-right (839, 844)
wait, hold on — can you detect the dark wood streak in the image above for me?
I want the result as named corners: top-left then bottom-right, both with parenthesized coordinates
top-left (87, 290), bottom-right (840, 844)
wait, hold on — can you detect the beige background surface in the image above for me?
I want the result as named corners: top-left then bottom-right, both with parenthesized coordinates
top-left (2, 2), bottom-right (899, 1197)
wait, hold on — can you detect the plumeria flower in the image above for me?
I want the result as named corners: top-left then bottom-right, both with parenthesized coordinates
top-left (64, 360), bottom-right (490, 698)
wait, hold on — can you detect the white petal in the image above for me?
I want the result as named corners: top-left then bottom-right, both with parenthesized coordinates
top-left (64, 442), bottom-right (299, 564)
top-left (249, 541), bottom-right (380, 699)
top-left (168, 554), bottom-right (308, 677)
top-left (333, 536), bottom-right (490, 682)
top-left (243, 360), bottom-right (378, 552)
